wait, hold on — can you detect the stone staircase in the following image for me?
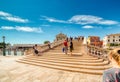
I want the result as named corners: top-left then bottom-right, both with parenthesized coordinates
top-left (17, 40), bottom-right (111, 75)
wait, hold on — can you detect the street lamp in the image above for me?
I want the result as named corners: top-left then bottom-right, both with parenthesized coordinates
top-left (2, 36), bottom-right (6, 56)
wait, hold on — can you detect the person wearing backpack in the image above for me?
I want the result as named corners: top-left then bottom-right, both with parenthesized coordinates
top-left (63, 40), bottom-right (68, 54)
top-left (33, 44), bottom-right (42, 56)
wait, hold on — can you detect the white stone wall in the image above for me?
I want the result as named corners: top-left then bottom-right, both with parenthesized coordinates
top-left (107, 35), bottom-right (120, 43)
top-left (103, 36), bottom-right (108, 48)
top-left (103, 34), bottom-right (120, 48)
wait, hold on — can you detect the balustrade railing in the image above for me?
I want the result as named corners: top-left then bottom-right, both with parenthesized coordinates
top-left (25, 39), bottom-right (65, 55)
top-left (0, 49), bottom-right (25, 56)
top-left (87, 45), bottom-right (110, 60)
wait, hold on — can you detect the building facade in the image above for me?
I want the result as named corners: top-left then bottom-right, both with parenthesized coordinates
top-left (87, 36), bottom-right (103, 47)
top-left (55, 33), bottom-right (67, 41)
top-left (103, 33), bottom-right (120, 48)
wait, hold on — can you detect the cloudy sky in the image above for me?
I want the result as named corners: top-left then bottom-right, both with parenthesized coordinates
top-left (0, 0), bottom-right (120, 44)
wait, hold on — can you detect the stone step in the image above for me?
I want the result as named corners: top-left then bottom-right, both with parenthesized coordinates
top-left (44, 52), bottom-right (82, 55)
top-left (25, 56), bottom-right (100, 61)
top-left (28, 52), bottom-right (83, 56)
top-left (48, 50), bottom-right (81, 52)
top-left (25, 56), bottom-right (99, 61)
top-left (26, 55), bottom-right (99, 59)
top-left (19, 59), bottom-right (110, 70)
top-left (47, 51), bottom-right (81, 53)
top-left (25, 55), bottom-right (98, 60)
top-left (24, 56), bottom-right (104, 63)
top-left (52, 49), bottom-right (81, 52)
top-left (25, 53), bottom-right (95, 57)
top-left (50, 47), bottom-right (81, 49)
top-left (17, 60), bottom-right (104, 75)
top-left (20, 57), bottom-right (110, 66)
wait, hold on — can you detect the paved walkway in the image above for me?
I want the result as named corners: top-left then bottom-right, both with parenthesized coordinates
top-left (0, 40), bottom-right (104, 82)
top-left (0, 55), bottom-right (102, 82)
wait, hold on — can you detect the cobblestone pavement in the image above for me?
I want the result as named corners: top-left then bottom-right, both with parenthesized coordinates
top-left (0, 56), bottom-right (102, 82)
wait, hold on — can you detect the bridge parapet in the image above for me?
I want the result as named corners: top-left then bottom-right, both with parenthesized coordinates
top-left (25, 39), bottom-right (65, 55)
top-left (87, 45), bottom-right (110, 60)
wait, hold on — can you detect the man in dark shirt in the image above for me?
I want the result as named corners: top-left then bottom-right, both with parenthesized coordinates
top-left (69, 41), bottom-right (73, 56)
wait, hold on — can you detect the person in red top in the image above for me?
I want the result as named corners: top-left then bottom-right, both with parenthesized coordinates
top-left (63, 40), bottom-right (68, 54)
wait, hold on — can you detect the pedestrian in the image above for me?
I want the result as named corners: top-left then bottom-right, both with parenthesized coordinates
top-left (103, 48), bottom-right (120, 82)
top-left (63, 40), bottom-right (68, 54)
top-left (33, 44), bottom-right (42, 56)
top-left (69, 41), bottom-right (74, 56)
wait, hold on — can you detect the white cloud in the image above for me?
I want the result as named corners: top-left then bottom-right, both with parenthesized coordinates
top-left (68, 15), bottom-right (118, 25)
top-left (40, 16), bottom-right (66, 23)
top-left (0, 11), bottom-right (29, 23)
top-left (0, 11), bottom-right (11, 16)
top-left (2, 16), bottom-right (29, 23)
top-left (16, 26), bottom-right (43, 33)
top-left (68, 15), bottom-right (102, 24)
top-left (1, 26), bottom-right (43, 33)
top-left (82, 25), bottom-right (94, 29)
top-left (41, 15), bottom-right (119, 25)
top-left (41, 24), bottom-right (50, 27)
top-left (1, 26), bottom-right (14, 30)
top-left (99, 20), bottom-right (118, 25)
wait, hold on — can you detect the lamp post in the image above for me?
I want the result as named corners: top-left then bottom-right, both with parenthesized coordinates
top-left (2, 36), bottom-right (6, 56)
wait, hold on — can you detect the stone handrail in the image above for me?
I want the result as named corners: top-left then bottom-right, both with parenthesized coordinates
top-left (86, 45), bottom-right (110, 60)
top-left (25, 39), bottom-right (65, 55)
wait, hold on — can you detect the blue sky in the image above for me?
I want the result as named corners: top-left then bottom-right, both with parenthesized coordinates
top-left (0, 0), bottom-right (120, 44)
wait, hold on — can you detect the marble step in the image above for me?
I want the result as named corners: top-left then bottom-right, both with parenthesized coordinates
top-left (18, 59), bottom-right (110, 70)
top-left (26, 53), bottom-right (97, 57)
top-left (17, 60), bottom-right (104, 75)
top-left (23, 56), bottom-right (104, 63)
top-left (21, 58), bottom-right (108, 67)
top-left (25, 55), bottom-right (99, 60)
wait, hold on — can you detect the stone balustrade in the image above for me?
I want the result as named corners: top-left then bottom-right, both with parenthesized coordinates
top-left (87, 45), bottom-right (109, 60)
top-left (25, 39), bottom-right (65, 55)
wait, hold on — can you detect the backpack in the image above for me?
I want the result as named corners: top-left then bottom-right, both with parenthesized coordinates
top-left (62, 47), bottom-right (64, 52)
top-left (34, 49), bottom-right (39, 54)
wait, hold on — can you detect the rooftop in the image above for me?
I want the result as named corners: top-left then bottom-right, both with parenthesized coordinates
top-left (107, 33), bottom-right (120, 36)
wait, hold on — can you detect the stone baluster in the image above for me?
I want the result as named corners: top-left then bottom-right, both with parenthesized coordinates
top-left (89, 47), bottom-right (92, 55)
top-left (95, 49), bottom-right (97, 55)
top-left (98, 50), bottom-right (101, 58)
top-left (100, 50), bottom-right (102, 56)
top-left (93, 48), bottom-right (95, 55)
top-left (97, 50), bottom-right (99, 56)
top-left (103, 50), bottom-right (108, 60)
top-left (89, 48), bottom-right (91, 54)
top-left (86, 44), bottom-right (110, 60)
top-left (91, 48), bottom-right (94, 55)
top-left (94, 49), bottom-right (97, 56)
